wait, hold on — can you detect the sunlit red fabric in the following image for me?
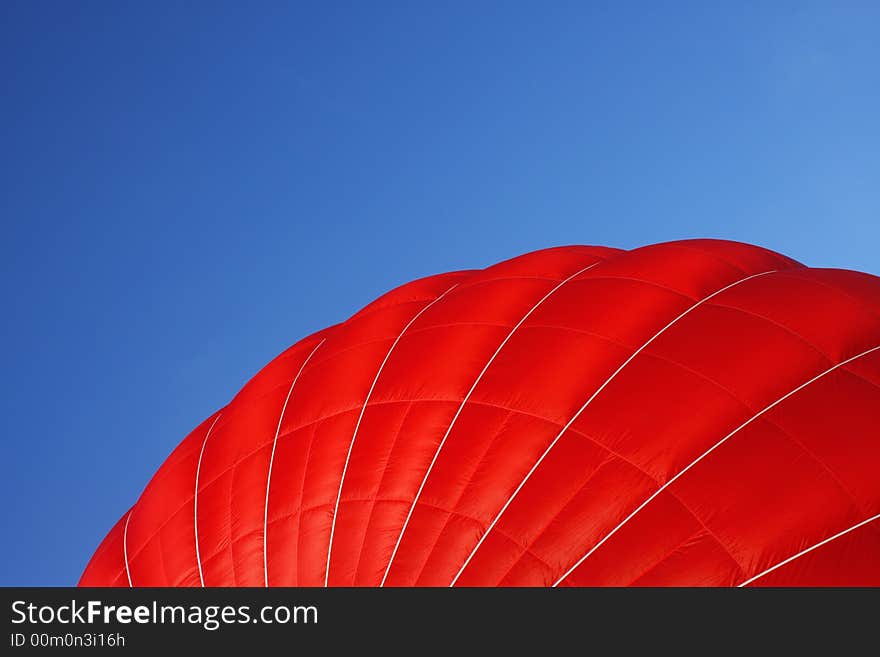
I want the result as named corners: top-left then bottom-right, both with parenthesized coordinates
top-left (80, 239), bottom-right (880, 587)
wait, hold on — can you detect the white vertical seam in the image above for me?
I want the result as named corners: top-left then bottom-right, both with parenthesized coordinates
top-left (324, 285), bottom-right (458, 586)
top-left (738, 512), bottom-right (880, 586)
top-left (450, 270), bottom-right (775, 585)
top-left (263, 339), bottom-right (326, 587)
top-left (552, 343), bottom-right (880, 587)
top-left (123, 510), bottom-right (133, 587)
top-left (194, 413), bottom-right (223, 588)
top-left (380, 261), bottom-right (602, 586)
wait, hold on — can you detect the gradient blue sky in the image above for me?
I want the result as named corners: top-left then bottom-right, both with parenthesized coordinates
top-left (1, 2), bottom-right (878, 586)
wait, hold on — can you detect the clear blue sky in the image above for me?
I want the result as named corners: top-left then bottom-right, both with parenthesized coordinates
top-left (1, 1), bottom-right (877, 586)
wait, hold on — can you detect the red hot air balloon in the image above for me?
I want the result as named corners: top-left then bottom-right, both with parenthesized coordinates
top-left (80, 239), bottom-right (880, 587)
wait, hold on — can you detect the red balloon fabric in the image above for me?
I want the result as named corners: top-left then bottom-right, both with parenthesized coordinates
top-left (80, 239), bottom-right (880, 587)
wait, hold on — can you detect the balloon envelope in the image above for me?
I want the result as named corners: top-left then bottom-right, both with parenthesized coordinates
top-left (80, 239), bottom-right (880, 587)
